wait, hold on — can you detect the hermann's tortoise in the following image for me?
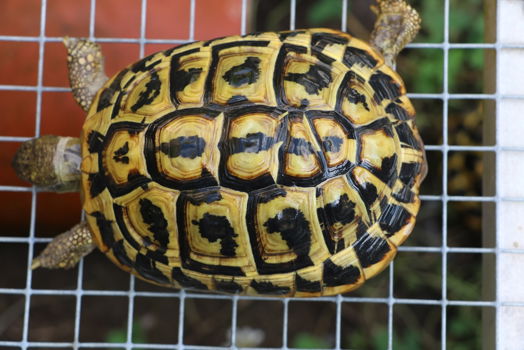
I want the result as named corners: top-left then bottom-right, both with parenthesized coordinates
top-left (12, 0), bottom-right (426, 296)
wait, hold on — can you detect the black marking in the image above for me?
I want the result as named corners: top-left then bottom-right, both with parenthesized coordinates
top-left (393, 184), bottom-right (415, 203)
top-left (279, 30), bottom-right (306, 41)
top-left (112, 240), bottom-right (133, 268)
top-left (226, 95), bottom-right (249, 104)
top-left (395, 123), bottom-right (423, 150)
top-left (135, 254), bottom-right (170, 285)
top-left (88, 172), bottom-right (107, 198)
top-left (358, 181), bottom-right (378, 207)
top-left (311, 32), bottom-right (349, 51)
top-left (131, 54), bottom-right (162, 72)
top-left (214, 279), bottom-right (243, 294)
top-left (131, 71), bottom-right (162, 112)
top-left (228, 132), bottom-right (274, 154)
top-left (355, 220), bottom-right (369, 240)
top-left (346, 88), bottom-right (370, 111)
top-left (110, 92), bottom-right (124, 119)
top-left (324, 193), bottom-right (356, 226)
top-left (362, 154), bottom-right (398, 185)
top-left (369, 71), bottom-right (401, 104)
top-left (386, 102), bottom-right (411, 121)
top-left (171, 268), bottom-right (208, 290)
top-left (287, 137), bottom-right (314, 156)
top-left (87, 131), bottom-right (105, 153)
top-left (321, 136), bottom-right (343, 153)
top-left (295, 274), bottom-right (322, 293)
top-left (97, 69), bottom-right (128, 112)
top-left (250, 280), bottom-right (290, 295)
top-left (343, 46), bottom-right (378, 68)
top-left (222, 56), bottom-right (261, 87)
top-left (323, 259), bottom-right (361, 287)
top-left (353, 233), bottom-right (391, 268)
top-left (379, 204), bottom-right (412, 236)
top-left (112, 142), bottom-right (130, 164)
top-left (160, 136), bottom-right (206, 159)
top-left (139, 198), bottom-right (170, 248)
top-left (90, 211), bottom-right (114, 248)
top-left (192, 213), bottom-right (238, 257)
top-left (171, 67), bottom-right (203, 92)
top-left (95, 122), bottom-right (151, 197)
top-left (284, 63), bottom-right (332, 95)
top-left (399, 162), bottom-right (422, 187)
top-left (145, 249), bottom-right (169, 265)
top-left (264, 208), bottom-right (312, 257)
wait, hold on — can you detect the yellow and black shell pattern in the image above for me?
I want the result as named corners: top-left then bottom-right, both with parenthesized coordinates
top-left (80, 28), bottom-right (426, 297)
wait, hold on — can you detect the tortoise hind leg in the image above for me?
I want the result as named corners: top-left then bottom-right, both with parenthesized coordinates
top-left (370, 0), bottom-right (421, 68)
top-left (32, 222), bottom-right (95, 269)
top-left (64, 37), bottom-right (108, 111)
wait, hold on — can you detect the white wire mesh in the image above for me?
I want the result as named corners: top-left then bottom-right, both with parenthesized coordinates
top-left (0, 0), bottom-right (522, 349)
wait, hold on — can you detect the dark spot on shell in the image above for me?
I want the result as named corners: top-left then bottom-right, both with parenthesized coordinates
top-left (250, 280), bottom-right (290, 295)
top-left (343, 47), bottom-right (378, 68)
top-left (160, 135), bottom-right (206, 159)
top-left (353, 233), bottom-right (391, 268)
top-left (323, 259), bottom-right (361, 287)
top-left (112, 142), bottom-right (129, 164)
top-left (215, 279), bottom-right (243, 294)
top-left (171, 67), bottom-right (203, 92)
top-left (295, 274), bottom-right (322, 293)
top-left (284, 63), bottom-right (332, 95)
top-left (369, 71), bottom-right (401, 104)
top-left (139, 198), bottom-right (170, 248)
top-left (131, 71), bottom-right (162, 112)
top-left (264, 208), bottom-right (311, 257)
top-left (228, 132), bottom-right (274, 154)
top-left (324, 193), bottom-right (356, 226)
top-left (192, 213), bottom-right (238, 257)
top-left (321, 136), bottom-right (343, 153)
top-left (222, 56), bottom-right (261, 87)
top-left (379, 204), bottom-right (412, 236)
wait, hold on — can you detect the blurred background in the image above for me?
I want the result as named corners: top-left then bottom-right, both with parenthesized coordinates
top-left (0, 0), bottom-right (496, 349)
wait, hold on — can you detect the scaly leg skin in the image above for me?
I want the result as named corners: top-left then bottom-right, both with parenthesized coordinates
top-left (32, 222), bottom-right (95, 270)
top-left (370, 0), bottom-right (421, 68)
top-left (64, 37), bottom-right (108, 111)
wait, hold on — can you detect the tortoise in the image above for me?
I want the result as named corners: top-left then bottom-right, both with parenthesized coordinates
top-left (12, 0), bottom-right (426, 296)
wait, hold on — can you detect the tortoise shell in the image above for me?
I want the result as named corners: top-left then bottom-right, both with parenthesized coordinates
top-left (80, 28), bottom-right (426, 296)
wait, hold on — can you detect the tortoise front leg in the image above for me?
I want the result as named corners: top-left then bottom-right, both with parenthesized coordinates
top-left (32, 222), bottom-right (95, 269)
top-left (370, 0), bottom-right (421, 68)
top-left (64, 37), bottom-right (108, 111)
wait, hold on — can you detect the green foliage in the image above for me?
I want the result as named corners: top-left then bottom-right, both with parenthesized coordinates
top-left (292, 332), bottom-right (331, 349)
top-left (306, 0), bottom-right (343, 26)
top-left (106, 322), bottom-right (147, 348)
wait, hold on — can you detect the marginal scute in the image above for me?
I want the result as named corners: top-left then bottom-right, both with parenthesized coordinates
top-left (81, 28), bottom-right (426, 296)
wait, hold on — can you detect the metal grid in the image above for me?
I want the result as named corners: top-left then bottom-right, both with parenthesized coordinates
top-left (0, 0), bottom-right (523, 349)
